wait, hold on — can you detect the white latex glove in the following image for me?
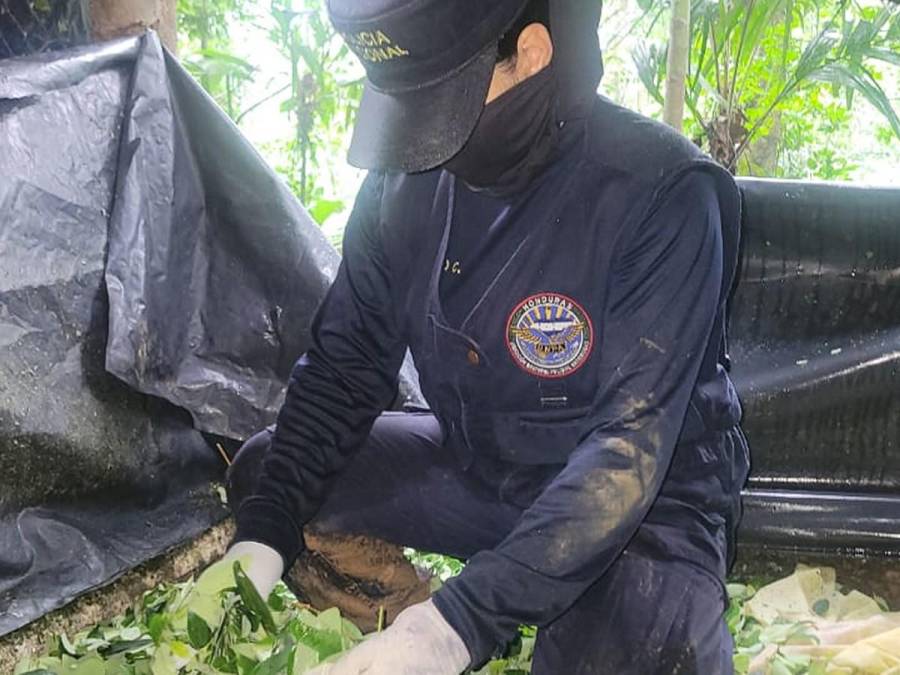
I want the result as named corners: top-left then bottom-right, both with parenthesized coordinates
top-left (307, 599), bottom-right (470, 675)
top-left (223, 540), bottom-right (285, 600)
top-left (183, 541), bottom-right (284, 628)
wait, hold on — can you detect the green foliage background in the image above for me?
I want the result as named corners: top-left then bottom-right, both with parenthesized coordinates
top-left (175, 0), bottom-right (899, 243)
top-left (632, 0), bottom-right (900, 173)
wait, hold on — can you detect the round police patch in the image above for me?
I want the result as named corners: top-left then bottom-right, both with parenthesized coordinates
top-left (506, 293), bottom-right (594, 378)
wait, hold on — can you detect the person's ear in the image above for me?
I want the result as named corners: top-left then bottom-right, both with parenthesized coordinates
top-left (514, 23), bottom-right (553, 80)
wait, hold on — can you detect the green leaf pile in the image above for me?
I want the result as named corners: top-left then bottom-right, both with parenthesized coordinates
top-left (15, 560), bottom-right (872, 675)
top-left (13, 558), bottom-right (533, 675)
top-left (14, 561), bottom-right (363, 675)
top-left (728, 582), bottom-right (830, 675)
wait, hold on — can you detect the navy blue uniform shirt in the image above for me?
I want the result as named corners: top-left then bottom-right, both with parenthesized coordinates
top-left (440, 186), bottom-right (522, 328)
top-left (235, 96), bottom-right (748, 664)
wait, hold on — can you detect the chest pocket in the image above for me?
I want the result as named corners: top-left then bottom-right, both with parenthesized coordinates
top-left (490, 405), bottom-right (593, 465)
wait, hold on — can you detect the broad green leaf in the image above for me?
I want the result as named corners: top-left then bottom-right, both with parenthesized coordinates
top-left (183, 591), bottom-right (223, 630)
top-left (769, 656), bottom-right (794, 675)
top-left (66, 655), bottom-right (107, 675)
top-left (291, 621), bottom-right (343, 659)
top-left (759, 620), bottom-right (818, 645)
top-left (187, 611), bottom-right (213, 649)
top-left (119, 626), bottom-right (143, 641)
top-left (234, 561), bottom-right (278, 635)
top-left (236, 653), bottom-right (259, 675)
top-left (147, 614), bottom-right (167, 644)
top-left (309, 198), bottom-right (344, 225)
top-left (195, 559), bottom-right (238, 598)
top-left (212, 653), bottom-right (240, 674)
top-left (169, 640), bottom-right (192, 659)
top-left (812, 63), bottom-right (900, 138)
top-left (268, 588), bottom-right (287, 612)
top-left (316, 607), bottom-right (343, 634)
top-left (340, 617), bottom-right (363, 646)
top-left (149, 644), bottom-right (178, 675)
top-left (631, 42), bottom-right (666, 105)
top-left (781, 651), bottom-right (811, 670)
top-left (733, 651), bottom-right (751, 674)
top-left (232, 642), bottom-right (265, 662)
top-left (291, 643), bottom-right (320, 673)
top-left (253, 635), bottom-right (294, 675)
top-left (864, 47), bottom-right (900, 67)
top-left (726, 583), bottom-right (752, 601)
top-left (58, 633), bottom-right (80, 657)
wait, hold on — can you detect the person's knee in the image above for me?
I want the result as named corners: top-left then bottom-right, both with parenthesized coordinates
top-left (225, 427), bottom-right (274, 512)
top-left (286, 528), bottom-right (431, 632)
top-left (532, 554), bottom-right (730, 675)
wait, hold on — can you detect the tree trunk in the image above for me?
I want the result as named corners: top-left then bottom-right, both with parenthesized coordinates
top-left (663, 0), bottom-right (691, 132)
top-left (744, 112), bottom-right (782, 176)
top-left (88, 0), bottom-right (176, 52)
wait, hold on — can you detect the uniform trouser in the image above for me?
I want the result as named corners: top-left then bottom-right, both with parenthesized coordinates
top-left (227, 411), bottom-right (735, 675)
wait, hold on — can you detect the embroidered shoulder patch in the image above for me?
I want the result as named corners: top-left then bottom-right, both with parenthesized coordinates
top-left (506, 293), bottom-right (594, 379)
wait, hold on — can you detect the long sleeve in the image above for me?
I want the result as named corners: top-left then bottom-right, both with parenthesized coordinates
top-left (433, 169), bottom-right (734, 664)
top-left (234, 172), bottom-right (407, 566)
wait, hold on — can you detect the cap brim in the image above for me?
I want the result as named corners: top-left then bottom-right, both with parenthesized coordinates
top-left (347, 46), bottom-right (496, 173)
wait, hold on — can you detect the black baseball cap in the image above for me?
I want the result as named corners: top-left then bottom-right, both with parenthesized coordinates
top-left (327, 0), bottom-right (530, 173)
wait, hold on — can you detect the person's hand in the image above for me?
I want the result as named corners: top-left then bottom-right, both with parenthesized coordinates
top-left (222, 540), bottom-right (285, 599)
top-left (307, 599), bottom-right (470, 675)
top-left (184, 540), bottom-right (284, 627)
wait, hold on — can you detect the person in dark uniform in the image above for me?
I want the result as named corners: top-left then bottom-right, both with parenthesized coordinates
top-left (216, 0), bottom-right (751, 673)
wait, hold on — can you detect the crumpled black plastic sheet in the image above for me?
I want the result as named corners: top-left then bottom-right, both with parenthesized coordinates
top-left (0, 35), bottom-right (231, 638)
top-left (730, 179), bottom-right (900, 555)
top-left (102, 37), bottom-right (421, 442)
top-left (103, 39), bottom-right (335, 441)
top-left (0, 32), bottom-right (421, 637)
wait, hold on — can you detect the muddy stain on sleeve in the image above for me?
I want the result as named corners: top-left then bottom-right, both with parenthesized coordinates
top-left (543, 435), bottom-right (663, 571)
top-left (640, 337), bottom-right (666, 354)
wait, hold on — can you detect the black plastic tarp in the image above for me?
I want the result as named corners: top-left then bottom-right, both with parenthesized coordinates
top-left (728, 179), bottom-right (900, 555)
top-left (103, 39), bottom-right (339, 441)
top-left (730, 179), bottom-right (900, 490)
top-left (103, 34), bottom-right (423, 440)
top-left (0, 32), bottom-right (405, 637)
top-left (1, 31), bottom-right (898, 638)
top-left (0, 37), bottom-right (234, 637)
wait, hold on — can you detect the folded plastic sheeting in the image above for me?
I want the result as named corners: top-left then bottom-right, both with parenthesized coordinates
top-left (0, 34), bottom-right (231, 637)
top-left (744, 567), bottom-right (900, 674)
top-left (730, 180), bottom-right (900, 555)
top-left (0, 32), bottom-right (425, 637)
top-left (102, 35), bottom-right (424, 440)
top-left (102, 40), bottom-right (342, 441)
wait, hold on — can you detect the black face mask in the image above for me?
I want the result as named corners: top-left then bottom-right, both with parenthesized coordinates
top-left (443, 64), bottom-right (560, 198)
